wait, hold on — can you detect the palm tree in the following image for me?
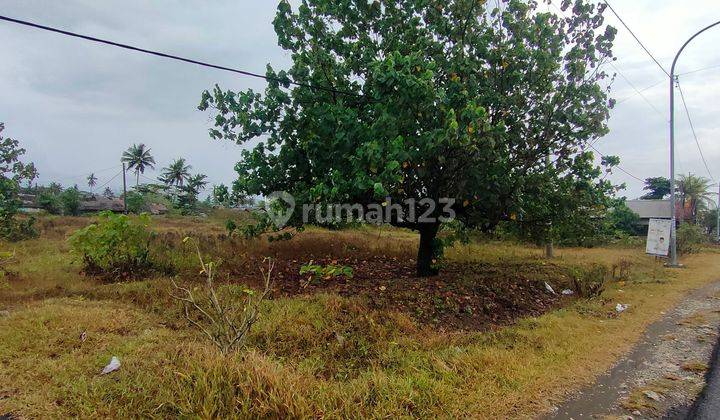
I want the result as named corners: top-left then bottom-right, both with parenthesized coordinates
top-left (161, 158), bottom-right (192, 187)
top-left (121, 143), bottom-right (156, 186)
top-left (679, 174), bottom-right (713, 223)
top-left (86, 173), bottom-right (97, 192)
top-left (186, 173), bottom-right (208, 195)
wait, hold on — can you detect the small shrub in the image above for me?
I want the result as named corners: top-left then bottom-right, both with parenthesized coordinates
top-left (60, 186), bottom-right (82, 215)
top-left (225, 219), bottom-right (237, 235)
top-left (125, 191), bottom-right (148, 214)
top-left (0, 250), bottom-right (17, 288)
top-left (68, 211), bottom-right (153, 279)
top-left (37, 190), bottom-right (62, 214)
top-left (299, 261), bottom-right (353, 287)
top-left (171, 238), bottom-right (272, 354)
top-left (676, 223), bottom-right (707, 255)
top-left (568, 263), bottom-right (608, 298)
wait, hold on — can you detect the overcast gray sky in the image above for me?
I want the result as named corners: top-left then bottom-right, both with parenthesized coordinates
top-left (1, 0), bottom-right (719, 199)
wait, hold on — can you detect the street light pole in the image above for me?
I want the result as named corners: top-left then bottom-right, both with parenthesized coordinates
top-left (668, 20), bottom-right (720, 267)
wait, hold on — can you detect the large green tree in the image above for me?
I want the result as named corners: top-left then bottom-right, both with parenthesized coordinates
top-left (200, 0), bottom-right (617, 276)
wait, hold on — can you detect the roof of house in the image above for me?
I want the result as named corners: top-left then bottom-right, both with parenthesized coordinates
top-left (625, 199), bottom-right (672, 219)
top-left (79, 196), bottom-right (125, 212)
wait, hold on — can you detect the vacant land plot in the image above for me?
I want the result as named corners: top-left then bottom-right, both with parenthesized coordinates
top-left (1, 215), bottom-right (719, 418)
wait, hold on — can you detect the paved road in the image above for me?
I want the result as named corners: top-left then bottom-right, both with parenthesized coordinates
top-left (547, 281), bottom-right (720, 419)
top-left (687, 334), bottom-right (720, 419)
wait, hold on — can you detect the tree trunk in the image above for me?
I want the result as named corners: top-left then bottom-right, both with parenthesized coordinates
top-left (416, 222), bottom-right (441, 277)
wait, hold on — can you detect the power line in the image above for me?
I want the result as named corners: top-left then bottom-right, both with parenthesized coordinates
top-left (588, 144), bottom-right (646, 183)
top-left (602, 1), bottom-right (670, 78)
top-left (53, 164), bottom-right (122, 183)
top-left (678, 63), bottom-right (720, 77)
top-left (0, 14), bottom-right (361, 99)
top-left (548, 2), bottom-right (666, 119)
top-left (676, 81), bottom-right (715, 182)
top-left (610, 62), bottom-right (665, 120)
top-left (615, 78), bottom-right (664, 105)
top-left (95, 170), bottom-right (124, 190)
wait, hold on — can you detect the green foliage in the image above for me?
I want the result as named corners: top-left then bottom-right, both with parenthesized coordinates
top-left (700, 209), bottom-right (718, 237)
top-left (121, 143), bottom-right (156, 186)
top-left (213, 184), bottom-right (230, 206)
top-left (568, 264), bottom-right (608, 298)
top-left (606, 202), bottom-right (641, 236)
top-left (0, 123), bottom-right (38, 241)
top-left (299, 261), bottom-right (353, 287)
top-left (200, 0), bottom-right (616, 276)
top-left (37, 185), bottom-right (84, 216)
top-left (225, 218), bottom-right (238, 235)
top-left (676, 223), bottom-right (707, 255)
top-left (514, 152), bottom-right (622, 247)
top-left (679, 174), bottom-right (713, 223)
top-left (125, 191), bottom-right (148, 214)
top-left (641, 177), bottom-right (670, 200)
top-left (160, 158), bottom-right (191, 187)
top-left (38, 190), bottom-right (63, 215)
top-left (60, 186), bottom-right (82, 216)
top-left (68, 211), bottom-right (154, 279)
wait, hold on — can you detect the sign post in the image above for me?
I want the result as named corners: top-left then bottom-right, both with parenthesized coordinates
top-left (646, 218), bottom-right (672, 257)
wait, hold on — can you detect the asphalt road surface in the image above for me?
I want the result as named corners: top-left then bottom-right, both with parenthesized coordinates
top-left (687, 334), bottom-right (720, 419)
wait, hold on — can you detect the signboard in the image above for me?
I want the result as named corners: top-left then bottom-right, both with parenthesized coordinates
top-left (646, 218), bottom-right (672, 256)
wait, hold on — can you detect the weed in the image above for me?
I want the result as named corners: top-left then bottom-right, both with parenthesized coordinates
top-left (568, 263), bottom-right (608, 298)
top-left (171, 238), bottom-right (272, 354)
top-left (299, 261), bottom-right (353, 287)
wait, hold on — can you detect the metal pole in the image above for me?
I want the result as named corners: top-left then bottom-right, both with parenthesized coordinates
top-left (668, 20), bottom-right (720, 267)
top-left (122, 162), bottom-right (128, 214)
top-left (717, 183), bottom-right (720, 242)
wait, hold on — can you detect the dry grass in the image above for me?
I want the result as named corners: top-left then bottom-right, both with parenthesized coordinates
top-left (2, 215), bottom-right (720, 418)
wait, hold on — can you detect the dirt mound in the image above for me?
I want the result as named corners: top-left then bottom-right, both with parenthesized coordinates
top-left (235, 256), bottom-right (572, 331)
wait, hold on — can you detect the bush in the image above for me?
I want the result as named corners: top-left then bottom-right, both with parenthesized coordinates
top-left (38, 190), bottom-right (62, 214)
top-left (60, 187), bottom-right (82, 215)
top-left (125, 191), bottom-right (148, 214)
top-left (568, 263), bottom-right (608, 298)
top-left (607, 203), bottom-right (641, 236)
top-left (68, 211), bottom-right (153, 279)
top-left (677, 223), bottom-right (707, 255)
top-left (0, 123), bottom-right (38, 241)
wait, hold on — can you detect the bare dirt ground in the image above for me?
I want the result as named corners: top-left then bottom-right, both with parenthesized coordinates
top-left (547, 279), bottom-right (720, 419)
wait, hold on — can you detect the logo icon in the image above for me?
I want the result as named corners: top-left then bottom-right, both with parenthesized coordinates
top-left (264, 191), bottom-right (295, 228)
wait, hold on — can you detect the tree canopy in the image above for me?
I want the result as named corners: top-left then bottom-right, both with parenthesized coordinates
top-left (200, 0), bottom-right (617, 276)
top-left (641, 176), bottom-right (670, 200)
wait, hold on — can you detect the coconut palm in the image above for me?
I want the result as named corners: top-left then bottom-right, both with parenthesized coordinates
top-left (121, 143), bottom-right (156, 186)
top-left (186, 173), bottom-right (209, 195)
top-left (679, 174), bottom-right (713, 223)
top-left (161, 158), bottom-right (192, 187)
top-left (86, 173), bottom-right (97, 191)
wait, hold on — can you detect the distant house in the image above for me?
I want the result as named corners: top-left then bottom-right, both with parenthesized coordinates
top-left (79, 196), bottom-right (126, 213)
top-left (625, 199), bottom-right (671, 226)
